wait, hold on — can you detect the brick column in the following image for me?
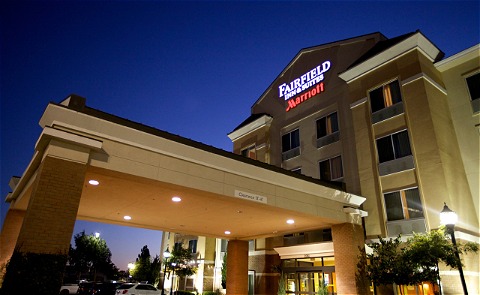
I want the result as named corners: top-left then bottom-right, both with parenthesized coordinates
top-left (332, 223), bottom-right (367, 295)
top-left (15, 155), bottom-right (87, 254)
top-left (0, 209), bottom-right (25, 278)
top-left (226, 240), bottom-right (248, 295)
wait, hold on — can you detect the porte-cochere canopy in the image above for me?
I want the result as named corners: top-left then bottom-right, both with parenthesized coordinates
top-left (6, 95), bottom-right (366, 241)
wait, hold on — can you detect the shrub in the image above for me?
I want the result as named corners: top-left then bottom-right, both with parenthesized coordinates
top-left (0, 250), bottom-right (67, 295)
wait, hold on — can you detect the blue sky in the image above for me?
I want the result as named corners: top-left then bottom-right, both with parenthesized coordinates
top-left (1, 0), bottom-right (479, 270)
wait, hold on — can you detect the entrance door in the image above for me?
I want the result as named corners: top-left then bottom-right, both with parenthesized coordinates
top-left (286, 271), bottom-right (336, 295)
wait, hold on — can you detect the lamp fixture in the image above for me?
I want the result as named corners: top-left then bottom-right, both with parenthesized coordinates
top-left (88, 179), bottom-right (99, 186)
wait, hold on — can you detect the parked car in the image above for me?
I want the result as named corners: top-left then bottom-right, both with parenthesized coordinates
top-left (60, 283), bottom-right (79, 295)
top-left (115, 283), bottom-right (161, 295)
top-left (77, 281), bottom-right (121, 295)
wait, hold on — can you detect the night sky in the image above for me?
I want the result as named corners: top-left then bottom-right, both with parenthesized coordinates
top-left (1, 0), bottom-right (479, 270)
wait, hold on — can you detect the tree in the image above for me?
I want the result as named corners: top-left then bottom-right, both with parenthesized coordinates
top-left (69, 231), bottom-right (116, 281)
top-left (362, 235), bottom-right (413, 288)
top-left (405, 227), bottom-right (478, 291)
top-left (164, 245), bottom-right (197, 291)
top-left (359, 228), bottom-right (479, 294)
top-left (130, 245), bottom-right (161, 285)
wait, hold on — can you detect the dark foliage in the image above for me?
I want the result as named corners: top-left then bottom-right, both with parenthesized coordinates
top-left (0, 250), bottom-right (67, 295)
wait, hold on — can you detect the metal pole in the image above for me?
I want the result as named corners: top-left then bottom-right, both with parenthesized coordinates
top-left (448, 225), bottom-right (468, 295)
top-left (161, 263), bottom-right (168, 295)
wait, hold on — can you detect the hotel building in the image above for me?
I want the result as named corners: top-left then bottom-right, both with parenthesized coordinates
top-left (162, 31), bottom-right (479, 294)
top-left (1, 31), bottom-right (478, 295)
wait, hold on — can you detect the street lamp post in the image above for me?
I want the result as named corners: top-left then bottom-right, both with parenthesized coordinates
top-left (440, 202), bottom-right (468, 295)
top-left (170, 262), bottom-right (177, 295)
top-left (162, 248), bottom-right (171, 295)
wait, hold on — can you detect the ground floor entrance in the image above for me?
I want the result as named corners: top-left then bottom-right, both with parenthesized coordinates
top-left (282, 257), bottom-right (336, 295)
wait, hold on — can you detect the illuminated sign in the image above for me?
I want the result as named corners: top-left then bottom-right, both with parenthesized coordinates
top-left (286, 82), bottom-right (324, 112)
top-left (278, 61), bottom-right (331, 112)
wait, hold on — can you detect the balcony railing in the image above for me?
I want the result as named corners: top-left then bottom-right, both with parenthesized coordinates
top-left (471, 98), bottom-right (480, 114)
top-left (378, 155), bottom-right (414, 176)
top-left (387, 218), bottom-right (426, 236)
top-left (282, 146), bottom-right (300, 161)
top-left (316, 131), bottom-right (340, 148)
top-left (372, 101), bottom-right (404, 124)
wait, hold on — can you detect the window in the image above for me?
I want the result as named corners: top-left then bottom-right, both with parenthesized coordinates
top-left (188, 239), bottom-right (197, 253)
top-left (316, 112), bottom-right (340, 148)
top-left (282, 129), bottom-right (300, 152)
top-left (370, 80), bottom-right (402, 113)
top-left (376, 130), bottom-right (412, 163)
top-left (466, 72), bottom-right (480, 101)
top-left (317, 112), bottom-right (339, 138)
top-left (466, 72), bottom-right (480, 113)
top-left (174, 242), bottom-right (182, 251)
top-left (319, 155), bottom-right (343, 181)
top-left (241, 145), bottom-right (256, 160)
top-left (282, 129), bottom-right (300, 160)
top-left (384, 187), bottom-right (424, 221)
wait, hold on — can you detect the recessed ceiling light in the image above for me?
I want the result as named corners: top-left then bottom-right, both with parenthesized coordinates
top-left (172, 196), bottom-right (182, 202)
top-left (123, 216), bottom-right (132, 220)
top-left (88, 180), bottom-right (99, 186)
top-left (286, 219), bottom-right (295, 224)
top-left (225, 231), bottom-right (231, 235)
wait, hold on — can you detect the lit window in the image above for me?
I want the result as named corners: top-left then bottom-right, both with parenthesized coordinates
top-left (316, 112), bottom-right (339, 138)
top-left (384, 187), bottom-right (424, 221)
top-left (376, 130), bottom-right (412, 163)
top-left (319, 155), bottom-right (343, 181)
top-left (370, 80), bottom-right (402, 113)
top-left (241, 145), bottom-right (256, 160)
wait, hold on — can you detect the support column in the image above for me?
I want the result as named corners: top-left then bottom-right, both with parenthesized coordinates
top-left (332, 223), bottom-right (367, 295)
top-left (226, 240), bottom-right (248, 295)
top-left (2, 140), bottom-right (89, 295)
top-left (15, 155), bottom-right (87, 254)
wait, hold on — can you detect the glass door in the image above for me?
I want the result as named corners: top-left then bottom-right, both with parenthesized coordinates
top-left (286, 271), bottom-right (336, 295)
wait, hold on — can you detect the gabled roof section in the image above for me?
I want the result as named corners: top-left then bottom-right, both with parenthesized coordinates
top-left (339, 30), bottom-right (444, 83)
top-left (346, 31), bottom-right (416, 70)
top-left (228, 113), bottom-right (272, 141)
top-left (251, 32), bottom-right (387, 109)
top-left (229, 112), bottom-right (271, 133)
